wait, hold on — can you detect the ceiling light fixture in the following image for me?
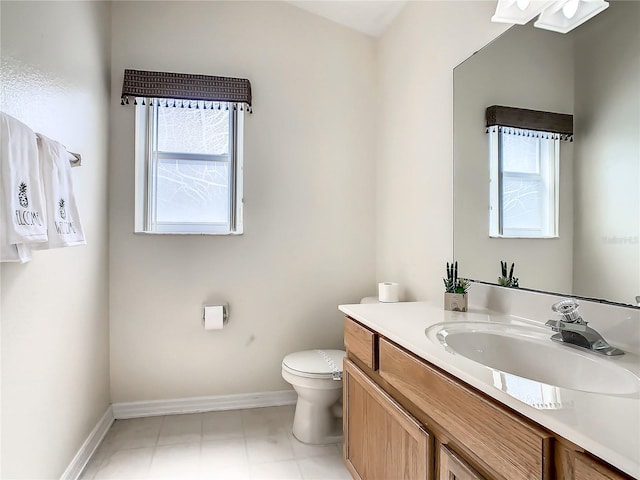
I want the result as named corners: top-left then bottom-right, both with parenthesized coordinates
top-left (491, 0), bottom-right (556, 24)
top-left (534, 0), bottom-right (609, 33)
top-left (562, 0), bottom-right (580, 19)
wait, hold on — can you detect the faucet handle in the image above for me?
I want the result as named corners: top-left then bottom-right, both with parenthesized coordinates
top-left (545, 320), bottom-right (562, 332)
top-left (545, 319), bottom-right (588, 333)
top-left (551, 299), bottom-right (584, 323)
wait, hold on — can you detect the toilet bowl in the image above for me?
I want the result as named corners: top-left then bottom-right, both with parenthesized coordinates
top-left (282, 349), bottom-right (346, 444)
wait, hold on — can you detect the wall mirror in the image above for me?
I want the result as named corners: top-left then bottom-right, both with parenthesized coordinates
top-left (453, 1), bottom-right (639, 308)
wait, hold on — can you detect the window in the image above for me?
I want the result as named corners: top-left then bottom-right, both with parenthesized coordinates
top-left (122, 69), bottom-right (252, 235)
top-left (492, 371), bottom-right (565, 410)
top-left (134, 102), bottom-right (244, 235)
top-left (489, 127), bottom-right (559, 238)
top-left (485, 105), bottom-right (572, 239)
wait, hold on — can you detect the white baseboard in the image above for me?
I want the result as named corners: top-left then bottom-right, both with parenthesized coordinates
top-left (60, 390), bottom-right (296, 478)
top-left (112, 389), bottom-right (297, 419)
top-left (60, 406), bottom-right (114, 480)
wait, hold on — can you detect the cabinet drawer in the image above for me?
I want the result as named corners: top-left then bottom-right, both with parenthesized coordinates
top-left (379, 338), bottom-right (553, 480)
top-left (344, 317), bottom-right (378, 370)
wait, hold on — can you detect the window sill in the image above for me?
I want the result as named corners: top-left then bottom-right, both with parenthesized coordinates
top-left (489, 234), bottom-right (559, 239)
top-left (134, 231), bottom-right (243, 236)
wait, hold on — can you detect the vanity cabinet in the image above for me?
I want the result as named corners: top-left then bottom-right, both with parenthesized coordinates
top-left (343, 359), bottom-right (431, 480)
top-left (342, 316), bottom-right (636, 480)
top-left (378, 337), bottom-right (552, 480)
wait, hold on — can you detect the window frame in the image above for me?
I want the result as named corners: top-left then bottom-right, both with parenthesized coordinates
top-left (134, 100), bottom-right (244, 235)
top-left (489, 127), bottom-right (559, 239)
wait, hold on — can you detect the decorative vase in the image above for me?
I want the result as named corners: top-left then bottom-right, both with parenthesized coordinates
top-left (444, 293), bottom-right (468, 312)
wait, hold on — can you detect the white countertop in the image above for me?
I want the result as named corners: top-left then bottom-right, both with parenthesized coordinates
top-left (338, 301), bottom-right (640, 478)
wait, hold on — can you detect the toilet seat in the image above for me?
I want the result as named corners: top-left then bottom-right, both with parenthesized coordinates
top-left (282, 349), bottom-right (346, 380)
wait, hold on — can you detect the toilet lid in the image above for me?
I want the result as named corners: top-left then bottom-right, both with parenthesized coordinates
top-left (282, 349), bottom-right (346, 379)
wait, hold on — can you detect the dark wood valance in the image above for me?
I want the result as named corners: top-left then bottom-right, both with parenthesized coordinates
top-left (121, 69), bottom-right (252, 111)
top-left (486, 105), bottom-right (572, 136)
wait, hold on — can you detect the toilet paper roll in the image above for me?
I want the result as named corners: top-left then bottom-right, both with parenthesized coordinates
top-left (203, 305), bottom-right (227, 330)
top-left (378, 282), bottom-right (400, 303)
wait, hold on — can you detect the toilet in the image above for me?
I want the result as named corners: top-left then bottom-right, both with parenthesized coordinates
top-left (281, 349), bottom-right (346, 444)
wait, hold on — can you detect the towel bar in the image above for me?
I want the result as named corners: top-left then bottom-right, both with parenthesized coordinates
top-left (68, 151), bottom-right (81, 167)
top-left (35, 133), bottom-right (81, 167)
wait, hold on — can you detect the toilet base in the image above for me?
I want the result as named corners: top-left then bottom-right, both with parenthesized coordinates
top-left (292, 426), bottom-right (342, 446)
top-left (291, 397), bottom-right (343, 445)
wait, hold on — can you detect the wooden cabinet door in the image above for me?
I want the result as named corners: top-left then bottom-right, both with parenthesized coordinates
top-left (439, 445), bottom-right (486, 480)
top-left (343, 359), bottom-right (432, 480)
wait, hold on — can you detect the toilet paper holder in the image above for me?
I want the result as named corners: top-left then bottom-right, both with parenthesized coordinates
top-left (202, 304), bottom-right (229, 328)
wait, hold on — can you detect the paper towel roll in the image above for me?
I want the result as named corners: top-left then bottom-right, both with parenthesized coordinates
top-left (203, 305), bottom-right (227, 330)
top-left (378, 282), bottom-right (400, 303)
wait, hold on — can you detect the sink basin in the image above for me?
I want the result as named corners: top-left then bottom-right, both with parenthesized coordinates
top-left (426, 322), bottom-right (640, 395)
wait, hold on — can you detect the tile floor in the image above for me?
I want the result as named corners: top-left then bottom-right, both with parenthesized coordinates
top-left (80, 405), bottom-right (351, 480)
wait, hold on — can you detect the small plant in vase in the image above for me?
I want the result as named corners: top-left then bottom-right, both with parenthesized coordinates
top-left (498, 261), bottom-right (519, 288)
top-left (443, 261), bottom-right (470, 312)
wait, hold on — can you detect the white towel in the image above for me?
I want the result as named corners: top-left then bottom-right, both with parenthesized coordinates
top-left (1, 203), bottom-right (33, 263)
top-left (1, 112), bottom-right (48, 262)
top-left (34, 134), bottom-right (86, 249)
top-left (0, 235), bottom-right (32, 263)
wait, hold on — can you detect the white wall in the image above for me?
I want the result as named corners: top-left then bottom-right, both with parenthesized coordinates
top-left (377, 1), bottom-right (508, 301)
top-left (0, 2), bottom-right (111, 478)
top-left (109, 1), bottom-right (376, 402)
top-left (454, 23), bottom-right (574, 293)
top-left (573, 2), bottom-right (640, 305)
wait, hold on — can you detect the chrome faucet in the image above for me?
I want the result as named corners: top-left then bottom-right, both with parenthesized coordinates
top-left (545, 299), bottom-right (624, 356)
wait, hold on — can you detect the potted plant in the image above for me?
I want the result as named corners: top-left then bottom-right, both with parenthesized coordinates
top-left (443, 261), bottom-right (470, 312)
top-left (498, 261), bottom-right (519, 288)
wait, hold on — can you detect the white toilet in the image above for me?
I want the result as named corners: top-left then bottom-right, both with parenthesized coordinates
top-left (281, 349), bottom-right (346, 444)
